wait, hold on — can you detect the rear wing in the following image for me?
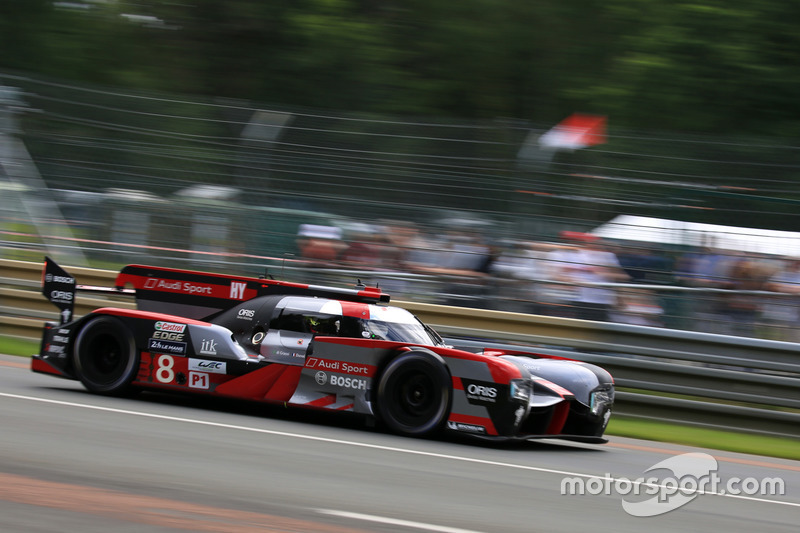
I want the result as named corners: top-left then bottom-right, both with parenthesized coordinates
top-left (42, 256), bottom-right (135, 324)
top-left (42, 258), bottom-right (389, 323)
top-left (42, 257), bottom-right (77, 325)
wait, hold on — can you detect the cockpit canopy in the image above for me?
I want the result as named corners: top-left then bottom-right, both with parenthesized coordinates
top-left (210, 295), bottom-right (443, 352)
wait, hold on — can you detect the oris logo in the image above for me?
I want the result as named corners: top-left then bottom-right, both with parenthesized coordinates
top-left (50, 290), bottom-right (73, 301)
top-left (237, 308), bottom-right (255, 320)
top-left (465, 382), bottom-right (498, 403)
top-left (467, 384), bottom-right (497, 398)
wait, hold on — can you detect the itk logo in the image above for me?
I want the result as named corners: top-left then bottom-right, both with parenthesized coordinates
top-left (200, 338), bottom-right (218, 355)
top-left (561, 452), bottom-right (785, 517)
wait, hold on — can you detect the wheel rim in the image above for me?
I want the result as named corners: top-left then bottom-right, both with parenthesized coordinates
top-left (82, 332), bottom-right (126, 385)
top-left (377, 351), bottom-right (451, 436)
top-left (386, 365), bottom-right (444, 428)
top-left (398, 372), bottom-right (435, 416)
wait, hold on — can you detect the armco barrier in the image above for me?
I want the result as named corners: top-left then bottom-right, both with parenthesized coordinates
top-left (2, 259), bottom-right (799, 437)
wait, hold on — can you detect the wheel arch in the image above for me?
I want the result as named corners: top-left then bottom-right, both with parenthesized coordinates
top-left (373, 346), bottom-right (454, 436)
top-left (72, 312), bottom-right (140, 395)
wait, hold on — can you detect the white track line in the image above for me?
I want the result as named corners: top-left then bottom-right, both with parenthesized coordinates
top-left (1, 391), bottom-right (797, 510)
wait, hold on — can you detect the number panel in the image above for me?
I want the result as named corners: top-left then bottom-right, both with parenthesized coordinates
top-left (135, 352), bottom-right (234, 392)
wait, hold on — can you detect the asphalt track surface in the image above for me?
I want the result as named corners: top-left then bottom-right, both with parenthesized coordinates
top-left (1, 354), bottom-right (798, 533)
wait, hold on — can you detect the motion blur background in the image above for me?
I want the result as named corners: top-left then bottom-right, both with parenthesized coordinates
top-left (2, 1), bottom-right (799, 338)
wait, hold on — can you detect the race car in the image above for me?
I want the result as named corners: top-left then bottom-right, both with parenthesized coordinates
top-left (33, 257), bottom-right (614, 442)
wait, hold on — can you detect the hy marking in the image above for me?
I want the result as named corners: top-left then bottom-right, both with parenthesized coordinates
top-left (0, 391), bottom-right (797, 510)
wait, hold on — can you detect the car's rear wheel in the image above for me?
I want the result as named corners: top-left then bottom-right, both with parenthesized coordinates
top-left (376, 350), bottom-right (451, 436)
top-left (73, 315), bottom-right (139, 395)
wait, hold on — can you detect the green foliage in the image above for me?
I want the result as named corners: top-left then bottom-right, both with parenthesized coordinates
top-left (1, 0), bottom-right (797, 134)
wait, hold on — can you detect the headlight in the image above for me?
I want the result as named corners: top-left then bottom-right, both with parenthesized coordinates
top-left (509, 378), bottom-right (532, 402)
top-left (590, 386), bottom-right (614, 416)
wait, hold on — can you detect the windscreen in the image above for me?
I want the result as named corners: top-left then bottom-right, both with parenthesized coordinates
top-left (273, 305), bottom-right (442, 346)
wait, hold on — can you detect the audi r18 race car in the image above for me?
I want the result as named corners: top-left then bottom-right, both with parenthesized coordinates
top-left (33, 257), bottom-right (614, 442)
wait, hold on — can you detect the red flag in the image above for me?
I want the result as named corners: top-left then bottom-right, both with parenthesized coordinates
top-left (538, 114), bottom-right (607, 150)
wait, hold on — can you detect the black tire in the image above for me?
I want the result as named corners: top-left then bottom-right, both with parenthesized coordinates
top-left (73, 315), bottom-right (139, 395)
top-left (376, 350), bottom-right (451, 436)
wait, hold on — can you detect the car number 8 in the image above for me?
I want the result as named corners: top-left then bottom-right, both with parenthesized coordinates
top-left (156, 354), bottom-right (175, 383)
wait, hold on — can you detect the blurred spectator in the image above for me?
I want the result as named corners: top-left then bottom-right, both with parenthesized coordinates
top-left (381, 220), bottom-right (432, 271)
top-left (445, 231), bottom-right (491, 270)
top-left (674, 247), bottom-right (737, 333)
top-left (544, 232), bottom-right (630, 321)
top-left (538, 243), bottom-right (581, 318)
top-left (717, 255), bottom-right (771, 337)
top-left (424, 229), bottom-right (492, 307)
top-left (612, 287), bottom-right (664, 327)
top-left (616, 243), bottom-right (674, 284)
top-left (340, 225), bottom-right (383, 269)
top-left (489, 240), bottom-right (545, 313)
top-left (296, 224), bottom-right (346, 265)
top-left (762, 257), bottom-right (800, 342)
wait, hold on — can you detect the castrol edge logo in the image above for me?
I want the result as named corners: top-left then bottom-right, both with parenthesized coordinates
top-left (155, 321), bottom-right (186, 333)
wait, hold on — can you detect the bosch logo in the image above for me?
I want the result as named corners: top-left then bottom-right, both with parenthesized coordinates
top-left (467, 384), bottom-right (497, 398)
top-left (155, 321), bottom-right (186, 333)
top-left (315, 371), bottom-right (327, 385)
top-left (46, 274), bottom-right (75, 284)
top-left (330, 375), bottom-right (367, 390)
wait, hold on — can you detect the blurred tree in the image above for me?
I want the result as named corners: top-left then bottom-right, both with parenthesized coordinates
top-left (0, 0), bottom-right (51, 70)
top-left (1, 0), bottom-right (798, 135)
top-left (590, 0), bottom-right (800, 134)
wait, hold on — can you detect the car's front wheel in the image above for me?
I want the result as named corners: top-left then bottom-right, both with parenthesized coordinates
top-left (73, 315), bottom-right (139, 395)
top-left (376, 350), bottom-right (451, 436)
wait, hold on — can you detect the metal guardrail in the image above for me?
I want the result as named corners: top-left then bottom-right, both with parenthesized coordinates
top-left (2, 259), bottom-right (799, 437)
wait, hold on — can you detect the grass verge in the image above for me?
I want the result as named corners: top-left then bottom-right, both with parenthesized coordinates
top-left (607, 417), bottom-right (800, 461)
top-left (0, 336), bottom-right (38, 357)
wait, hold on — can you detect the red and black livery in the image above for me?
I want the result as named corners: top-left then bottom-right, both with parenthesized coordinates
top-left (33, 257), bottom-right (614, 442)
